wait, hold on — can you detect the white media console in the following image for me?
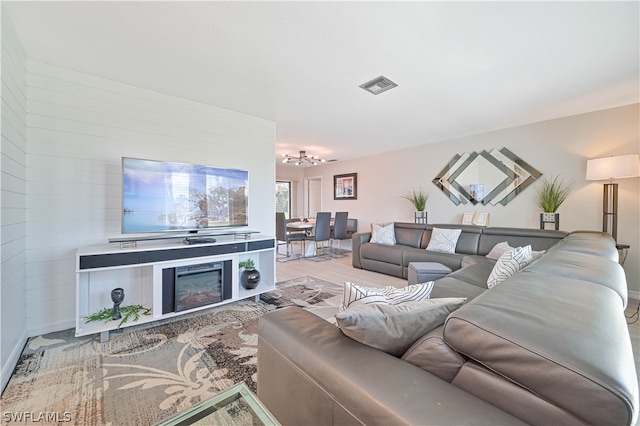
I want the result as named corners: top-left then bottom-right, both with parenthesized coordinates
top-left (75, 233), bottom-right (276, 342)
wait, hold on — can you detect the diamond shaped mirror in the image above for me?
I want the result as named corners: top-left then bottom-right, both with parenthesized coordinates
top-left (432, 147), bottom-right (542, 206)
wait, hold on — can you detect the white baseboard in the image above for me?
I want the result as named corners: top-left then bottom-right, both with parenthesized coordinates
top-left (27, 319), bottom-right (75, 338)
top-left (628, 289), bottom-right (640, 301)
top-left (1, 330), bottom-right (27, 393)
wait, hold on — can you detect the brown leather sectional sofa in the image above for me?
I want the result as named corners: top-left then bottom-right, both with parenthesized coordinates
top-left (257, 229), bottom-right (638, 425)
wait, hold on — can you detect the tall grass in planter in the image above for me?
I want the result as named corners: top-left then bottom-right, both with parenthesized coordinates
top-left (537, 175), bottom-right (574, 217)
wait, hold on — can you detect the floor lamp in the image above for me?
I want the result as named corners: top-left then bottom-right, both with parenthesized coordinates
top-left (585, 154), bottom-right (640, 242)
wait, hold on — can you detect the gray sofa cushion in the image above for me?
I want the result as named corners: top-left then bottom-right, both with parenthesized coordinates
top-left (402, 248), bottom-right (466, 271)
top-left (394, 222), bottom-right (426, 248)
top-left (549, 230), bottom-right (618, 261)
top-left (444, 274), bottom-right (638, 426)
top-left (402, 325), bottom-right (465, 383)
top-left (361, 242), bottom-right (405, 265)
top-left (524, 251), bottom-right (628, 306)
top-left (477, 227), bottom-right (566, 255)
top-left (429, 276), bottom-right (487, 301)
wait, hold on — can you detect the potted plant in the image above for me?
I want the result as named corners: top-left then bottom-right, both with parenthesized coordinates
top-left (239, 259), bottom-right (261, 289)
top-left (536, 175), bottom-right (574, 227)
top-left (401, 188), bottom-right (429, 223)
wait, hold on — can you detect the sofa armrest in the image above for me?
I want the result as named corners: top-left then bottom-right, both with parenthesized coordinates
top-left (351, 231), bottom-right (371, 269)
top-left (258, 307), bottom-right (525, 426)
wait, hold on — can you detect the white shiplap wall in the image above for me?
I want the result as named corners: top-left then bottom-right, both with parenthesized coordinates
top-left (1, 9), bottom-right (28, 391)
top-left (25, 60), bottom-right (276, 335)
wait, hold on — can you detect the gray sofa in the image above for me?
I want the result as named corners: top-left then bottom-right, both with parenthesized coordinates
top-left (352, 222), bottom-right (567, 279)
top-left (258, 230), bottom-right (638, 425)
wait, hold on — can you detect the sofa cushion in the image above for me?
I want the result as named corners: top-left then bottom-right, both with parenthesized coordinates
top-left (549, 231), bottom-right (618, 261)
top-left (403, 248), bottom-right (466, 271)
top-left (394, 222), bottom-right (427, 248)
top-left (426, 228), bottom-right (462, 254)
top-left (371, 223), bottom-right (396, 245)
top-left (336, 298), bottom-right (466, 357)
top-left (447, 262), bottom-right (494, 288)
top-left (461, 255), bottom-right (495, 268)
top-left (429, 276), bottom-right (488, 301)
top-left (477, 227), bottom-right (566, 255)
top-left (444, 276), bottom-right (639, 426)
top-left (486, 245), bottom-right (532, 288)
top-left (402, 325), bottom-right (465, 383)
top-left (361, 242), bottom-right (405, 265)
top-left (524, 250), bottom-right (628, 306)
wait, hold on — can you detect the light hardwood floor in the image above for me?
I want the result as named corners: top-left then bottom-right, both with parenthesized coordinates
top-left (276, 246), bottom-right (640, 410)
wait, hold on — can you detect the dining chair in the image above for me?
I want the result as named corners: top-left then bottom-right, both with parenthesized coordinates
top-left (306, 212), bottom-right (331, 257)
top-left (331, 211), bottom-right (349, 254)
top-left (275, 212), bottom-right (305, 257)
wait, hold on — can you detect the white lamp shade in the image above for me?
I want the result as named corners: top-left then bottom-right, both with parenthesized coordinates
top-left (585, 154), bottom-right (640, 180)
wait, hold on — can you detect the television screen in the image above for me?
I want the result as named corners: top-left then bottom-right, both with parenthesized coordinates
top-left (122, 157), bottom-right (248, 234)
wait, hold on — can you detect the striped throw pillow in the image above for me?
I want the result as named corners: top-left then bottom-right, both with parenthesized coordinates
top-left (340, 282), bottom-right (388, 311)
top-left (381, 282), bottom-right (435, 304)
top-left (340, 281), bottom-right (436, 311)
top-left (487, 245), bottom-right (533, 288)
top-left (426, 228), bottom-right (462, 254)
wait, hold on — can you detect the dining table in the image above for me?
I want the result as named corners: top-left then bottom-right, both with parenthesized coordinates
top-left (285, 221), bottom-right (315, 257)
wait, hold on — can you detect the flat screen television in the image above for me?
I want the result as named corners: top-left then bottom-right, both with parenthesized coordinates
top-left (122, 157), bottom-right (249, 234)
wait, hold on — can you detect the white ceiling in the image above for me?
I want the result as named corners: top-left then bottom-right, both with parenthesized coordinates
top-left (5, 1), bottom-right (639, 165)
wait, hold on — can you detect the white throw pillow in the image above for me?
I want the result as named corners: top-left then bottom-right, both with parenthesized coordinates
top-left (370, 223), bottom-right (396, 245)
top-left (340, 281), bottom-right (435, 311)
top-left (486, 241), bottom-right (514, 260)
top-left (487, 245), bottom-right (533, 288)
top-left (381, 282), bottom-right (435, 304)
top-left (340, 282), bottom-right (388, 311)
top-left (426, 228), bottom-right (462, 254)
top-left (336, 298), bottom-right (467, 357)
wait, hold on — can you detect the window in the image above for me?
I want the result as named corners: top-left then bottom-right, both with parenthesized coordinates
top-left (276, 181), bottom-right (291, 219)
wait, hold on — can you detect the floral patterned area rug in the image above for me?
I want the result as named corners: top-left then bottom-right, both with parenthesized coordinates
top-left (0, 276), bottom-right (342, 426)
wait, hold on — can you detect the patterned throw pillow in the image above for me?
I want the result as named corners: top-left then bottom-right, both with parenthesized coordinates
top-left (381, 282), bottom-right (435, 304)
top-left (370, 223), bottom-right (396, 245)
top-left (486, 245), bottom-right (533, 288)
top-left (340, 282), bottom-right (388, 311)
top-left (486, 241), bottom-right (514, 260)
top-left (340, 281), bottom-right (435, 311)
top-left (426, 228), bottom-right (462, 254)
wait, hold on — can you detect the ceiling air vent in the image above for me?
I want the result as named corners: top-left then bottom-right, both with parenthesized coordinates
top-left (359, 75), bottom-right (398, 95)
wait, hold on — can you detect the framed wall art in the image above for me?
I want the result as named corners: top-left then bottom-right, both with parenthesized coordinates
top-left (334, 173), bottom-right (357, 200)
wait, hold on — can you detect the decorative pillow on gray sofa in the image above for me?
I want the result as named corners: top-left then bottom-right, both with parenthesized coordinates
top-left (487, 241), bottom-right (545, 261)
top-left (426, 228), bottom-right (462, 254)
top-left (336, 298), bottom-right (466, 357)
top-left (370, 223), bottom-right (396, 245)
top-left (340, 281), bottom-right (388, 311)
top-left (340, 282), bottom-right (435, 311)
top-left (486, 241), bottom-right (512, 260)
top-left (487, 245), bottom-right (532, 288)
